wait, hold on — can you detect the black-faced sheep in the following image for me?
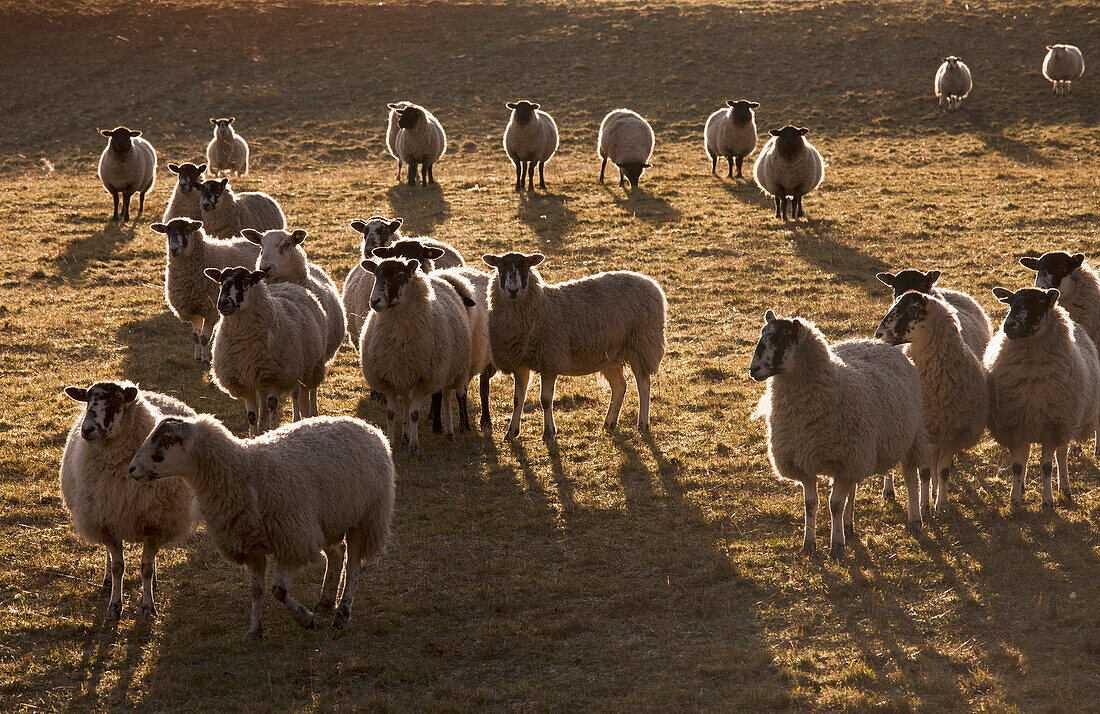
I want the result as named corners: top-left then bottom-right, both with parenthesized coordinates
top-left (935, 56), bottom-right (972, 110)
top-left (199, 178), bottom-right (285, 239)
top-left (503, 100), bottom-right (560, 192)
top-left (388, 103), bottom-right (446, 186)
top-left (1042, 45), bottom-right (1084, 96)
top-left (704, 100), bottom-right (759, 178)
top-left (753, 125), bottom-right (824, 220)
top-left (162, 162), bottom-right (206, 221)
top-left (206, 117), bottom-right (249, 177)
top-left (597, 109), bottom-right (654, 189)
top-left (97, 126), bottom-right (156, 222)
top-left (876, 269), bottom-right (993, 359)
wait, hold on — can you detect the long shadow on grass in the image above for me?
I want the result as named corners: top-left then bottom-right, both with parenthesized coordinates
top-left (716, 176), bottom-right (771, 212)
top-left (963, 109), bottom-right (1056, 168)
top-left (785, 219), bottom-right (893, 296)
top-left (516, 191), bottom-right (577, 250)
top-left (601, 185), bottom-right (682, 225)
top-left (386, 183), bottom-right (451, 234)
top-left (56, 222), bottom-right (136, 281)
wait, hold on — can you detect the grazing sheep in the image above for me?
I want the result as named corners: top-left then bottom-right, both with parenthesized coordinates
top-left (199, 178), bottom-right (285, 239)
top-left (386, 101), bottom-right (412, 181)
top-left (876, 269), bottom-right (993, 359)
top-left (704, 100), bottom-right (759, 178)
top-left (935, 56), bottom-right (972, 110)
top-left (128, 413), bottom-right (394, 639)
top-left (206, 267), bottom-right (328, 436)
top-left (985, 286), bottom-right (1100, 511)
top-left (60, 381), bottom-right (196, 620)
top-left (753, 125), bottom-right (825, 220)
top-left (206, 117), bottom-right (249, 177)
top-left (247, 229), bottom-right (346, 412)
top-left (876, 292), bottom-right (988, 514)
top-left (359, 257), bottom-right (474, 457)
top-left (162, 162), bottom-right (206, 221)
top-left (597, 109), bottom-right (654, 189)
top-left (1043, 45), bottom-right (1085, 96)
top-left (750, 311), bottom-right (930, 557)
top-left (152, 218), bottom-right (261, 364)
top-left (482, 252), bottom-right (666, 439)
top-left (342, 217), bottom-right (465, 348)
top-left (98, 126), bottom-right (156, 222)
top-left (503, 100), bottom-right (560, 192)
top-left (388, 102), bottom-right (446, 186)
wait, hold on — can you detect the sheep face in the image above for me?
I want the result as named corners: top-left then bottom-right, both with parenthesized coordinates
top-left (726, 100), bottom-right (759, 124)
top-left (249, 229), bottom-right (307, 280)
top-left (205, 267), bottom-right (267, 316)
top-left (875, 292), bottom-right (930, 346)
top-left (372, 240), bottom-right (444, 272)
top-left (100, 126), bottom-right (141, 153)
top-left (350, 217), bottom-right (403, 257)
top-left (944, 55), bottom-right (962, 68)
top-left (617, 161), bottom-right (651, 189)
top-left (64, 381), bottom-right (139, 442)
top-left (749, 310), bottom-right (807, 381)
top-left (168, 162), bottom-right (206, 193)
top-left (769, 126), bottom-right (810, 160)
top-left (151, 218), bottom-right (204, 258)
top-left (483, 252), bottom-right (545, 301)
top-left (396, 106), bottom-right (424, 130)
top-left (129, 417), bottom-right (193, 483)
top-left (993, 287), bottom-right (1060, 340)
top-left (876, 269), bottom-right (941, 299)
top-left (1020, 252), bottom-right (1084, 291)
top-left (362, 258), bottom-right (421, 310)
top-left (200, 179), bottom-right (231, 212)
top-left (210, 117), bottom-right (235, 140)
top-left (507, 101), bottom-right (540, 125)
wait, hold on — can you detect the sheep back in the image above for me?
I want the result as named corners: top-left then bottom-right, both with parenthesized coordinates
top-left (1043, 45), bottom-right (1085, 82)
top-left (504, 109), bottom-right (559, 163)
top-left (753, 137), bottom-right (825, 198)
top-left (394, 105), bottom-right (446, 165)
top-left (935, 287), bottom-right (993, 357)
top-left (704, 108), bottom-right (757, 160)
top-left (98, 137), bottom-right (156, 194)
top-left (597, 109), bottom-right (655, 166)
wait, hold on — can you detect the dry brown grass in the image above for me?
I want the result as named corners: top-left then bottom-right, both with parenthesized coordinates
top-left (2, 0), bottom-right (1100, 710)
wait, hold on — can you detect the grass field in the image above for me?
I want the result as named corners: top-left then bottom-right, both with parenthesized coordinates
top-left (3, 0), bottom-right (1100, 710)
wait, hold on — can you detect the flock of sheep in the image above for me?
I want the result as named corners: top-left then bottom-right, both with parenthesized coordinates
top-left (60, 43), bottom-right (1087, 638)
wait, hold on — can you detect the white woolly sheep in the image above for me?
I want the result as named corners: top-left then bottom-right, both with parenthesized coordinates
top-left (60, 381), bottom-right (196, 620)
top-left (750, 311), bottom-right (931, 558)
top-left (753, 125), bottom-right (825, 220)
top-left (342, 217), bottom-right (465, 348)
top-left (704, 100), bottom-right (759, 178)
top-left (876, 291), bottom-right (988, 514)
top-left (482, 252), bottom-right (666, 440)
top-left (199, 178), bottom-right (285, 239)
top-left (1043, 44), bottom-right (1084, 96)
top-left (359, 257), bottom-right (474, 457)
top-left (98, 126), bottom-right (156, 222)
top-left (935, 56), bottom-right (972, 110)
top-left (986, 286), bottom-right (1100, 511)
top-left (128, 413), bottom-right (394, 639)
top-left (151, 218), bottom-right (261, 364)
top-left (162, 162), bottom-right (206, 221)
top-left (597, 109), bottom-right (654, 189)
top-left (206, 117), bottom-right (249, 177)
top-left (386, 101), bottom-right (412, 181)
top-left (206, 267), bottom-right (328, 436)
top-left (246, 228), bottom-right (346, 414)
top-left (503, 100), bottom-right (560, 192)
top-left (388, 102), bottom-right (446, 186)
top-left (876, 269), bottom-right (993, 359)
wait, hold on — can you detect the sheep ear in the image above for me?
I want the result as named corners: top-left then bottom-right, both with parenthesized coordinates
top-left (388, 218), bottom-right (403, 231)
top-left (150, 223), bottom-right (168, 234)
top-left (291, 229), bottom-right (308, 244)
top-left (1073, 254), bottom-right (1085, 269)
top-left (797, 127), bottom-right (809, 135)
top-left (197, 163), bottom-right (207, 173)
top-left (876, 272), bottom-right (895, 287)
top-left (218, 178), bottom-right (229, 188)
top-left (531, 103), bottom-right (540, 110)
top-left (506, 102), bottom-right (517, 109)
top-left (361, 260), bottom-right (378, 274)
top-left (1047, 288), bottom-right (1061, 306)
top-left (122, 386), bottom-right (139, 402)
top-left (187, 220), bottom-right (204, 233)
top-left (99, 129), bottom-right (111, 137)
top-left (406, 259), bottom-right (420, 274)
top-left (167, 163), bottom-right (180, 173)
top-left (460, 293), bottom-right (476, 307)
top-left (749, 102), bottom-right (760, 108)
top-left (372, 246), bottom-right (395, 258)
top-left (482, 254), bottom-right (500, 267)
top-left (387, 103), bottom-right (399, 110)
top-left (241, 229), bottom-right (263, 244)
top-left (764, 309), bottom-right (776, 324)
top-left (925, 270), bottom-right (941, 284)
top-left (726, 100), bottom-right (736, 107)
top-left (1019, 257), bottom-right (1040, 271)
top-left (1046, 45), bottom-right (1053, 50)
top-left (64, 386), bottom-right (88, 402)
top-left (426, 247), bottom-right (445, 259)
top-left (992, 287), bottom-right (1014, 303)
top-left (769, 129), bottom-right (781, 136)
top-left (204, 268), bottom-right (223, 282)
top-left (250, 270), bottom-right (267, 285)
top-left (129, 129), bottom-right (142, 137)
top-left (349, 220), bottom-right (367, 233)
top-left (791, 318), bottom-right (807, 337)
top-left (210, 118), bottom-right (217, 124)
top-left (643, 163), bottom-right (652, 168)
top-left (228, 117), bottom-right (235, 124)
top-left (527, 253), bottom-right (545, 267)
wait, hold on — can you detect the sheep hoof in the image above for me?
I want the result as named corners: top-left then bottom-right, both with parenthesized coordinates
top-left (843, 524), bottom-right (855, 540)
top-left (542, 428), bottom-right (556, 440)
top-left (882, 487), bottom-right (895, 501)
top-left (332, 607), bottom-right (350, 629)
top-left (141, 604), bottom-right (157, 620)
top-left (409, 444), bottom-right (420, 458)
top-left (799, 541), bottom-right (816, 556)
top-left (106, 601), bottom-right (122, 621)
top-left (480, 417), bottom-right (492, 429)
top-left (1041, 501), bottom-right (1055, 515)
top-left (1060, 489), bottom-right (1074, 505)
top-left (315, 601), bottom-right (335, 616)
top-left (829, 542), bottom-right (845, 560)
top-left (244, 627), bottom-right (263, 641)
top-left (101, 578), bottom-right (112, 594)
top-left (920, 506), bottom-right (931, 521)
top-left (300, 615), bottom-right (315, 629)
top-left (1010, 500), bottom-right (1025, 515)
top-left (504, 428), bottom-right (519, 441)
top-left (637, 421), bottom-right (650, 433)
top-left (906, 519), bottom-right (922, 536)
top-left (446, 432), bottom-right (455, 442)
top-left (602, 420), bottom-right (616, 433)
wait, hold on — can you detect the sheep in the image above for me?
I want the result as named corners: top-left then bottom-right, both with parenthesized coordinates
top-left (503, 100), bottom-right (560, 192)
top-left (359, 257), bottom-right (474, 457)
top-left (386, 101), bottom-right (411, 181)
top-left (876, 291), bottom-right (988, 515)
top-left (246, 229), bottom-right (346, 413)
top-left (752, 125), bottom-right (825, 220)
top-left (205, 117), bottom-right (249, 177)
top-left (60, 381), bottom-right (196, 620)
top-left (876, 269), bottom-right (993, 359)
top-left (162, 162), bottom-right (206, 221)
top-left (388, 102), bottom-right (446, 186)
top-left (199, 178), bottom-right (285, 239)
top-left (205, 267), bottom-right (328, 436)
top-left (985, 286), bottom-right (1100, 511)
top-left (1020, 252), bottom-right (1100, 350)
top-left (1043, 44), bottom-right (1084, 96)
top-left (342, 217), bottom-right (465, 348)
top-left (935, 56), bottom-right (972, 110)
top-left (97, 126), bottom-right (156, 222)
top-left (749, 311), bottom-right (930, 558)
top-left (151, 218), bottom-right (261, 364)
top-left (127, 413), bottom-right (394, 638)
top-left (704, 100), bottom-right (759, 178)
top-left (597, 109), bottom-right (654, 189)
top-left (482, 252), bottom-right (666, 440)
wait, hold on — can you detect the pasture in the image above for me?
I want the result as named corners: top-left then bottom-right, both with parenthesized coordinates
top-left (2, 0), bottom-right (1100, 710)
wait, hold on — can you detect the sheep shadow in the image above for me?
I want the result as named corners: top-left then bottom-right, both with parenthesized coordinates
top-left (601, 184), bottom-right (682, 225)
top-left (715, 175), bottom-right (772, 210)
top-left (962, 109), bottom-right (1056, 168)
top-left (385, 182), bottom-right (451, 234)
top-left (516, 191), bottom-right (577, 250)
top-left (785, 219), bottom-right (894, 297)
top-left (56, 221), bottom-right (137, 281)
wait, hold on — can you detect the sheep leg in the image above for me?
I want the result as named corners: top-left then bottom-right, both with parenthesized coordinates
top-left (773, 195), bottom-right (782, 219)
top-left (735, 155), bottom-right (743, 178)
top-left (514, 159), bottom-right (523, 192)
top-left (309, 388), bottom-right (318, 419)
top-left (187, 316), bottom-right (204, 362)
top-left (395, 160), bottom-right (403, 182)
top-left (843, 482), bottom-right (856, 540)
top-left (139, 541), bottom-right (158, 619)
top-left (1039, 443), bottom-right (1056, 513)
top-left (538, 161), bottom-right (546, 190)
top-left (121, 191), bottom-right (132, 222)
top-left (480, 364), bottom-right (494, 428)
top-left (316, 543), bottom-right (345, 616)
top-left (828, 480), bottom-right (852, 558)
top-left (602, 366), bottom-right (627, 433)
top-left (256, 394), bottom-right (269, 434)
top-left (265, 393), bottom-right (279, 432)
top-left (1056, 444), bottom-right (1073, 504)
top-left (101, 549), bottom-right (112, 593)
top-left (245, 555), bottom-right (266, 640)
top-left (407, 397), bottom-right (421, 458)
top-left (429, 392), bottom-right (443, 433)
top-left (442, 388), bottom-right (456, 439)
top-left (599, 157), bottom-right (607, 183)
top-left (794, 194), bottom-right (804, 219)
top-left (427, 163), bottom-right (435, 185)
top-left (882, 473), bottom-right (896, 501)
top-left (109, 189), bottom-right (120, 221)
top-left (407, 162), bottom-right (418, 186)
top-left (271, 565), bottom-right (314, 629)
top-left (1009, 444), bottom-right (1030, 511)
top-left (243, 393), bottom-right (259, 437)
top-left (540, 373), bottom-right (558, 439)
top-left (933, 447), bottom-right (952, 515)
top-left (801, 479), bottom-right (818, 555)
top-left (199, 316), bottom-right (215, 364)
top-left (709, 153), bottom-right (717, 175)
top-left (291, 389), bottom-right (302, 422)
top-left (919, 463), bottom-right (933, 521)
top-left (527, 161), bottom-right (535, 191)
top-left (333, 530), bottom-right (365, 629)
top-left (106, 540), bottom-right (124, 621)
top-left (619, 168), bottom-right (626, 189)
top-left (137, 190), bottom-right (147, 217)
top-left (506, 368), bottom-right (531, 441)
top-left (457, 387), bottom-right (471, 432)
top-left (384, 393), bottom-right (399, 447)
top-left (636, 371), bottom-right (651, 431)
top-left (902, 466), bottom-right (922, 535)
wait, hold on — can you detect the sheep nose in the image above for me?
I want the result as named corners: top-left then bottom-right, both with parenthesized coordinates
top-left (81, 426), bottom-right (95, 439)
top-left (128, 465), bottom-right (136, 477)
top-left (370, 297), bottom-right (383, 310)
top-left (874, 330), bottom-right (885, 340)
